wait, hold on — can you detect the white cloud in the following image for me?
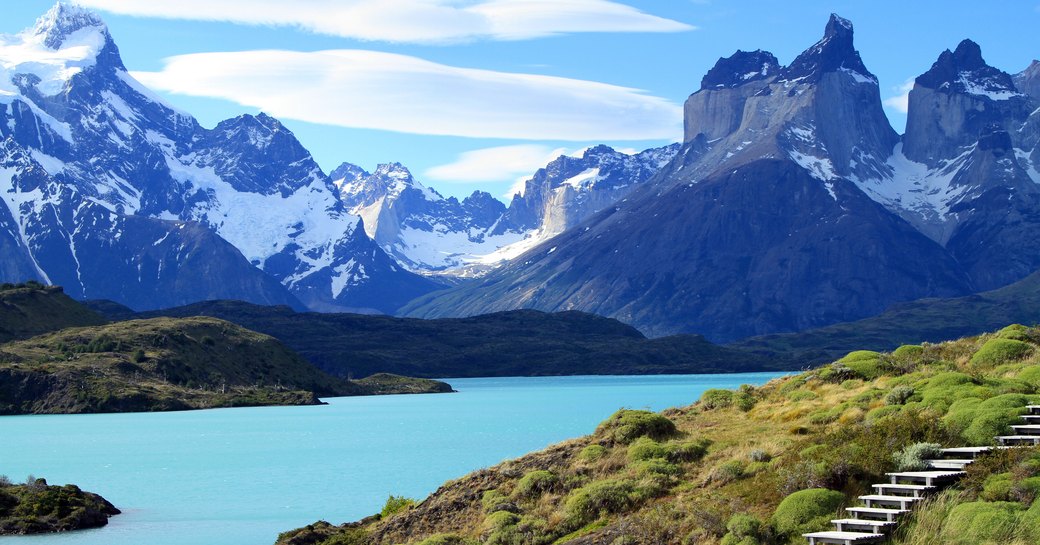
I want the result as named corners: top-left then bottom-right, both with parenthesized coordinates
top-left (426, 144), bottom-right (570, 183)
top-left (79, 0), bottom-right (693, 43)
top-left (131, 50), bottom-right (683, 140)
top-left (883, 78), bottom-right (915, 114)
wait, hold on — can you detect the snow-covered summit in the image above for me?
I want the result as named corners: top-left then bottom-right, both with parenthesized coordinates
top-left (33, 2), bottom-right (108, 49)
top-left (916, 40), bottom-right (1023, 101)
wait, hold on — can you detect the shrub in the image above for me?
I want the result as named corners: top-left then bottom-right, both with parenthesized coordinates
top-left (0, 475), bottom-right (10, 487)
top-left (481, 490), bottom-right (514, 514)
top-left (786, 390), bottom-right (817, 402)
top-left (595, 410), bottom-right (676, 444)
top-left (748, 450), bottom-right (771, 463)
top-left (735, 384), bottom-right (758, 411)
top-left (836, 350), bottom-right (884, 379)
top-left (980, 473), bottom-right (1013, 501)
top-left (995, 324), bottom-right (1032, 342)
top-left (579, 444), bottom-right (608, 463)
top-left (970, 339), bottom-right (1034, 369)
top-left (563, 479), bottom-right (634, 526)
top-left (1017, 365), bottom-right (1040, 388)
top-left (940, 501), bottom-right (1022, 545)
top-left (1012, 476), bottom-right (1040, 504)
top-left (893, 442), bottom-right (943, 471)
top-left (885, 385), bottom-right (915, 405)
top-left (945, 393), bottom-right (1030, 445)
top-left (700, 389), bottom-right (734, 410)
top-left (634, 459), bottom-right (681, 477)
top-left (132, 349), bottom-right (147, 363)
top-left (706, 460), bottom-right (745, 485)
top-left (866, 405), bottom-right (901, 422)
top-left (721, 513), bottom-right (763, 545)
top-left (666, 438), bottom-right (710, 463)
top-left (893, 344), bottom-right (925, 360)
top-left (515, 470), bottom-right (557, 499)
top-left (483, 510), bottom-right (520, 532)
top-left (321, 529), bottom-right (369, 545)
top-left (627, 437), bottom-right (667, 462)
top-left (379, 495), bottom-right (415, 518)
top-left (771, 488), bottom-right (845, 538)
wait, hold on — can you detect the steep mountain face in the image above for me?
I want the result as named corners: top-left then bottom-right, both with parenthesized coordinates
top-left (0, 4), bottom-right (438, 312)
top-left (854, 40), bottom-right (1040, 290)
top-left (333, 144), bottom-right (678, 275)
top-left (1015, 60), bottom-right (1040, 100)
top-left (404, 15), bottom-right (977, 341)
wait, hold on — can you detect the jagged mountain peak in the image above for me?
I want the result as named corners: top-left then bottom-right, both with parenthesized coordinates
top-left (33, 2), bottom-right (107, 49)
top-left (916, 39), bottom-right (1020, 100)
top-left (781, 13), bottom-right (874, 84)
top-left (330, 162), bottom-right (369, 184)
top-left (700, 49), bottom-right (779, 90)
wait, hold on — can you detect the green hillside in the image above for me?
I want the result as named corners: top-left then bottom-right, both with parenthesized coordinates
top-left (0, 283), bottom-right (106, 344)
top-left (0, 317), bottom-right (449, 414)
top-left (89, 300), bottom-right (783, 378)
top-left (276, 325), bottom-right (1040, 545)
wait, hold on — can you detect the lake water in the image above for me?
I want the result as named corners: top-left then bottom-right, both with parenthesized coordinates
top-left (0, 373), bottom-right (785, 545)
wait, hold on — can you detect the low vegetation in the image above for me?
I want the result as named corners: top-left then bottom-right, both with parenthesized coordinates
top-left (0, 475), bottom-right (119, 535)
top-left (276, 324), bottom-right (1040, 545)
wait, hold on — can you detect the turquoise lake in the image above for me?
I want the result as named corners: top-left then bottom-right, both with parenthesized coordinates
top-left (0, 373), bottom-right (785, 545)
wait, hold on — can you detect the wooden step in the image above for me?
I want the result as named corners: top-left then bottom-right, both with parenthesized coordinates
top-left (940, 446), bottom-right (1004, 458)
top-left (1019, 414), bottom-right (1040, 422)
top-left (1026, 405), bottom-right (1040, 415)
top-left (804, 530), bottom-right (885, 545)
top-left (831, 518), bottom-right (897, 533)
top-left (997, 435), bottom-right (1040, 446)
top-left (886, 470), bottom-right (966, 486)
top-left (859, 494), bottom-right (920, 510)
top-left (1010, 425), bottom-right (1040, 436)
top-left (871, 483), bottom-right (934, 497)
top-left (845, 506), bottom-right (908, 522)
top-left (924, 458), bottom-right (973, 470)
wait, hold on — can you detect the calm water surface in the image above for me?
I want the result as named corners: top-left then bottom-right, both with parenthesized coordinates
top-left (0, 373), bottom-right (785, 545)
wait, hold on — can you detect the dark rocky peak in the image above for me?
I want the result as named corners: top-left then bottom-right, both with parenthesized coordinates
top-left (700, 50), bottom-right (779, 90)
top-left (916, 39), bottom-right (1018, 98)
top-left (462, 190), bottom-right (507, 223)
top-left (33, 2), bottom-right (107, 49)
top-left (330, 162), bottom-right (369, 183)
top-left (214, 113), bottom-right (291, 149)
top-left (581, 144), bottom-right (617, 159)
top-left (780, 14), bottom-right (874, 84)
top-left (1014, 60), bottom-right (1040, 100)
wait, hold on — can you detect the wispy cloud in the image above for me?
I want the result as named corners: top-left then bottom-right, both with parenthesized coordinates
top-left (426, 144), bottom-right (570, 185)
top-left (883, 78), bottom-right (916, 114)
top-left (79, 0), bottom-right (693, 43)
top-left (132, 50), bottom-right (682, 140)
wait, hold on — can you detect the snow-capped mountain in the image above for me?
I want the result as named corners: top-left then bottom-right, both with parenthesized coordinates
top-left (332, 144), bottom-right (678, 275)
top-left (0, 3), bottom-right (440, 312)
top-left (405, 15), bottom-right (1001, 340)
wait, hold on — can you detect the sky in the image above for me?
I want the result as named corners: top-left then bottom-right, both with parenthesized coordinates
top-left (3, 1), bottom-right (1038, 201)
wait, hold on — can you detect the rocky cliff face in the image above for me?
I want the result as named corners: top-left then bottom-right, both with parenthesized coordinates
top-left (405, 15), bottom-right (979, 341)
top-left (0, 4), bottom-right (439, 312)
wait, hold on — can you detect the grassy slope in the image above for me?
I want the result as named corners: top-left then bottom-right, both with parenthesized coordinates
top-left (276, 326), bottom-right (1040, 545)
top-left (0, 283), bottom-right (106, 344)
top-left (733, 271), bottom-right (1040, 365)
top-left (0, 477), bottom-right (120, 535)
top-left (0, 317), bottom-right (449, 414)
top-left (97, 300), bottom-right (783, 378)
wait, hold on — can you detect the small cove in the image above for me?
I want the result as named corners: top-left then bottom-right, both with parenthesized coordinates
top-left (0, 373), bottom-right (786, 545)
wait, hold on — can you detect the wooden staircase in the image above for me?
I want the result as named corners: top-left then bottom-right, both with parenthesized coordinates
top-left (803, 405), bottom-right (1040, 545)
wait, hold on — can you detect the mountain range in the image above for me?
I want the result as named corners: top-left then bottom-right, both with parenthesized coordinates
top-left (405, 15), bottom-right (1040, 341)
top-left (1, 5), bottom-right (1039, 345)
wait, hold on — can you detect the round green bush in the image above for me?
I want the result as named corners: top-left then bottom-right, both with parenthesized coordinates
top-left (579, 444), bottom-right (608, 463)
top-left (515, 470), bottom-right (557, 499)
top-left (483, 511), bottom-right (520, 532)
top-left (940, 501), bottom-right (1023, 545)
top-left (1017, 365), bottom-right (1040, 388)
top-left (634, 459), bottom-right (681, 477)
top-left (839, 350), bottom-right (881, 363)
top-left (866, 405), bottom-right (901, 422)
top-left (971, 338), bottom-right (1034, 369)
top-left (726, 513), bottom-right (762, 538)
top-left (771, 488), bottom-right (845, 538)
top-left (995, 324), bottom-right (1032, 342)
top-left (627, 437), bottom-right (667, 462)
top-left (885, 385), bottom-right (915, 405)
top-left (563, 479), bottom-right (634, 526)
top-left (666, 438), bottom-right (710, 463)
top-left (981, 473), bottom-right (1013, 501)
top-left (700, 389), bottom-right (734, 410)
top-left (480, 489), bottom-right (512, 514)
top-left (892, 344), bottom-right (925, 360)
top-left (596, 410), bottom-right (677, 444)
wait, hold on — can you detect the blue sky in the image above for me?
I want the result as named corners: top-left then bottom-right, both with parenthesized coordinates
top-left (4, 1), bottom-right (1039, 201)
